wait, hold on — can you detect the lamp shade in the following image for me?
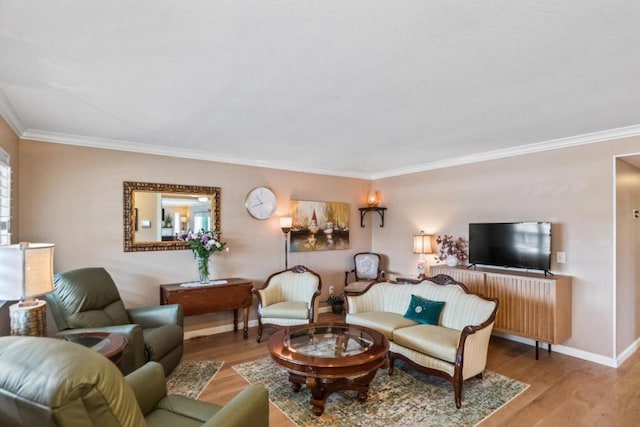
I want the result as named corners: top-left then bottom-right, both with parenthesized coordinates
top-left (413, 232), bottom-right (433, 254)
top-left (279, 216), bottom-right (292, 229)
top-left (0, 243), bottom-right (55, 300)
top-left (367, 191), bottom-right (381, 207)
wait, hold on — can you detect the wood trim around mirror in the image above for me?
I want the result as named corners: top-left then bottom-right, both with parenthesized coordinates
top-left (123, 181), bottom-right (221, 252)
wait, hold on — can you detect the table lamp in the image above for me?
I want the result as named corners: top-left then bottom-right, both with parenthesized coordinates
top-left (412, 231), bottom-right (433, 277)
top-left (0, 242), bottom-right (55, 336)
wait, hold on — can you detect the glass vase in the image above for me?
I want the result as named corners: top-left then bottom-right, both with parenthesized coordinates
top-left (196, 255), bottom-right (211, 284)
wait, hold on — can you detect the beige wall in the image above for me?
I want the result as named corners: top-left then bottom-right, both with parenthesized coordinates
top-left (11, 133), bottom-right (640, 361)
top-left (372, 136), bottom-right (640, 359)
top-left (615, 158), bottom-right (640, 354)
top-left (0, 116), bottom-right (19, 336)
top-left (17, 140), bottom-right (371, 334)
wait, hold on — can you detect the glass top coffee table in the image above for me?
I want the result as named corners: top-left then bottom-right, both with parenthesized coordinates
top-left (268, 323), bottom-right (389, 416)
top-left (59, 332), bottom-right (127, 366)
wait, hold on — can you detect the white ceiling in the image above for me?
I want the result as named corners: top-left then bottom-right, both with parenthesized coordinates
top-left (1, 1), bottom-right (639, 178)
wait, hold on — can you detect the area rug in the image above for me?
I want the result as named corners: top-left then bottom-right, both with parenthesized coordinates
top-left (166, 360), bottom-right (224, 399)
top-left (233, 357), bottom-right (528, 426)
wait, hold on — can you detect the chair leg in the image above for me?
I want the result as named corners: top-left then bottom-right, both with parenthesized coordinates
top-left (256, 320), bottom-right (263, 343)
top-left (388, 352), bottom-right (396, 375)
top-left (453, 376), bottom-right (463, 409)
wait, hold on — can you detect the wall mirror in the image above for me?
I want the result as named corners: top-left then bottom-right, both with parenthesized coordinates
top-left (123, 181), bottom-right (221, 252)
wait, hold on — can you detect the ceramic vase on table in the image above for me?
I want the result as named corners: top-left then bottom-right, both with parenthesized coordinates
top-left (196, 255), bottom-right (212, 284)
top-left (445, 255), bottom-right (459, 267)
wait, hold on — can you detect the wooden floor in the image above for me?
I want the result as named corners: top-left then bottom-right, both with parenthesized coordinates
top-left (184, 313), bottom-right (640, 426)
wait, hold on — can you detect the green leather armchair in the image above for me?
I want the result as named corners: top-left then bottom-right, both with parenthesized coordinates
top-left (0, 336), bottom-right (269, 427)
top-left (45, 267), bottom-right (184, 375)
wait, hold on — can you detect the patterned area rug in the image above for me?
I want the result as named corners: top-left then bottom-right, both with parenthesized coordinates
top-left (166, 360), bottom-right (224, 399)
top-left (234, 357), bottom-right (528, 426)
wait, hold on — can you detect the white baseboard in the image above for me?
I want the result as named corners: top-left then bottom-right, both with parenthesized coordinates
top-left (616, 337), bottom-right (640, 367)
top-left (492, 331), bottom-right (618, 367)
top-left (184, 319), bottom-right (259, 340)
top-left (183, 307), bottom-right (332, 340)
top-left (182, 312), bottom-right (627, 369)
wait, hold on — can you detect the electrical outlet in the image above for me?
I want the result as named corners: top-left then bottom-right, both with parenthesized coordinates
top-left (633, 209), bottom-right (639, 219)
top-left (556, 251), bottom-right (566, 264)
top-left (329, 286), bottom-right (335, 295)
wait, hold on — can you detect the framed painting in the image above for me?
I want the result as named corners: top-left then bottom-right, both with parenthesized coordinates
top-left (290, 200), bottom-right (350, 252)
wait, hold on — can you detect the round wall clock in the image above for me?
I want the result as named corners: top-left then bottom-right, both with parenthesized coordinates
top-left (244, 186), bottom-right (278, 220)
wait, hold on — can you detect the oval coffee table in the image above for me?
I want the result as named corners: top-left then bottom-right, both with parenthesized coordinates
top-left (268, 323), bottom-right (389, 416)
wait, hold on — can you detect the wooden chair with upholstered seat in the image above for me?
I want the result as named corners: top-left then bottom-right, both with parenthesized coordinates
top-left (344, 252), bottom-right (385, 295)
top-left (253, 265), bottom-right (322, 342)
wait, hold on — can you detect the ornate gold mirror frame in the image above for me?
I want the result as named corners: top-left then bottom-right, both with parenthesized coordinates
top-left (123, 181), bottom-right (221, 252)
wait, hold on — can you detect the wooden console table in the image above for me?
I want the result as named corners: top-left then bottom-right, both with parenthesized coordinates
top-left (430, 265), bottom-right (571, 359)
top-left (160, 278), bottom-right (253, 338)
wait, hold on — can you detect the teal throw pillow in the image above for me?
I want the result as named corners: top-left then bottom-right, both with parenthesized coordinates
top-left (403, 294), bottom-right (445, 325)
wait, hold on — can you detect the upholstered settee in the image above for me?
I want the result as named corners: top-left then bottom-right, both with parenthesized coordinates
top-left (0, 336), bottom-right (269, 427)
top-left (345, 275), bottom-right (498, 408)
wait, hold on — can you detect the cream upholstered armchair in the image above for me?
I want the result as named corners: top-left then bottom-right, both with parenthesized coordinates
top-left (253, 265), bottom-right (322, 342)
top-left (344, 252), bottom-right (385, 295)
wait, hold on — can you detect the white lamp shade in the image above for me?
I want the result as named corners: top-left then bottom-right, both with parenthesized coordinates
top-left (280, 216), bottom-right (292, 228)
top-left (0, 243), bottom-right (55, 300)
top-left (413, 233), bottom-right (433, 254)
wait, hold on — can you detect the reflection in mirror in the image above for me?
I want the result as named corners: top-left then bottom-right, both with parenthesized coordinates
top-left (123, 182), bottom-right (221, 252)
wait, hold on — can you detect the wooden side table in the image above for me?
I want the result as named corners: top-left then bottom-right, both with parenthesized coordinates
top-left (59, 332), bottom-right (127, 366)
top-left (160, 278), bottom-right (254, 338)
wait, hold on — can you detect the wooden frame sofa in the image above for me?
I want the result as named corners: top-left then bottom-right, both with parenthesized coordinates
top-left (345, 274), bottom-right (499, 408)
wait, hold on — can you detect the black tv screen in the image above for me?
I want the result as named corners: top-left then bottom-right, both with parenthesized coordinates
top-left (468, 222), bottom-right (552, 272)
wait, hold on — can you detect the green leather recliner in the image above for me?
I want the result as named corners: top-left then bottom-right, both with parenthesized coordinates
top-left (45, 267), bottom-right (184, 376)
top-left (0, 336), bottom-right (269, 427)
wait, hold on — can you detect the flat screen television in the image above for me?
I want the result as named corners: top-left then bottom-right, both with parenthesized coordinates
top-left (468, 222), bottom-right (552, 273)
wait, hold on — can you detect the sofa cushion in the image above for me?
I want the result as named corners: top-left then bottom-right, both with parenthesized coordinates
top-left (260, 301), bottom-right (309, 319)
top-left (392, 324), bottom-right (461, 363)
top-left (403, 294), bottom-right (445, 325)
top-left (346, 312), bottom-right (417, 339)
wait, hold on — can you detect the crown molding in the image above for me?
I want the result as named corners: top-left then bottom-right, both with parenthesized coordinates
top-left (20, 129), bottom-right (369, 179)
top-left (0, 88), bottom-right (25, 136)
top-left (18, 123), bottom-right (640, 180)
top-left (371, 124), bottom-right (640, 180)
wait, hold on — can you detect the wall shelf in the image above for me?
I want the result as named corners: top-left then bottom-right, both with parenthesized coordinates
top-left (358, 207), bottom-right (387, 228)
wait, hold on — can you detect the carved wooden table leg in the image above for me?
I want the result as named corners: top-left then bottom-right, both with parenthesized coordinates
top-left (288, 372), bottom-right (305, 392)
top-left (306, 376), bottom-right (329, 416)
top-left (242, 307), bottom-right (249, 338)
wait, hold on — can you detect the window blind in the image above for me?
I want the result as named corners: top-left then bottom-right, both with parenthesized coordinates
top-left (0, 148), bottom-right (10, 246)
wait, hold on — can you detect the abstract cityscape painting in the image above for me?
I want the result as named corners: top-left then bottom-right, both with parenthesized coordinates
top-left (289, 200), bottom-right (350, 252)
